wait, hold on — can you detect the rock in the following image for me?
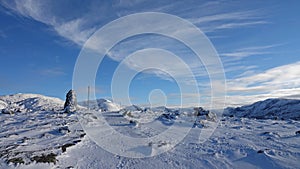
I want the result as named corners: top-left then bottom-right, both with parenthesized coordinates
top-left (64, 90), bottom-right (77, 113)
top-left (206, 112), bottom-right (217, 122)
top-left (257, 150), bottom-right (264, 154)
top-left (1, 109), bottom-right (14, 115)
top-left (194, 107), bottom-right (209, 116)
top-left (296, 130), bottom-right (300, 135)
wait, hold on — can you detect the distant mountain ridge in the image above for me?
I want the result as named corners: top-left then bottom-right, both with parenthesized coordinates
top-left (1, 93), bottom-right (300, 121)
top-left (0, 93), bottom-right (64, 113)
top-left (224, 98), bottom-right (300, 120)
top-left (79, 98), bottom-right (121, 112)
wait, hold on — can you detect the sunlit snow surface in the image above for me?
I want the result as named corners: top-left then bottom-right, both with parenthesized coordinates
top-left (0, 94), bottom-right (299, 168)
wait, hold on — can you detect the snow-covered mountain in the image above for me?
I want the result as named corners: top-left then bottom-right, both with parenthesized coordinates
top-left (79, 99), bottom-right (121, 112)
top-left (0, 93), bottom-right (64, 113)
top-left (224, 98), bottom-right (300, 120)
top-left (0, 93), bottom-right (85, 166)
top-left (0, 93), bottom-right (299, 168)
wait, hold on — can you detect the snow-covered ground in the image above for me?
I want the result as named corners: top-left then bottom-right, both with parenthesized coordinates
top-left (0, 94), bottom-right (300, 168)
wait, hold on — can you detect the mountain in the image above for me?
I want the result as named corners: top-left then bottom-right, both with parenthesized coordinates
top-left (0, 93), bottom-right (64, 113)
top-left (224, 98), bottom-right (300, 120)
top-left (0, 94), bottom-right (299, 168)
top-left (0, 93), bottom-right (85, 165)
top-left (79, 99), bottom-right (121, 112)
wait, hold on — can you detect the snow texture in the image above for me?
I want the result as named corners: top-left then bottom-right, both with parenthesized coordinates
top-left (225, 98), bottom-right (300, 120)
top-left (0, 94), bottom-right (299, 168)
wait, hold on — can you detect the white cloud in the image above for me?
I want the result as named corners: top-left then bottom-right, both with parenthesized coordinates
top-left (214, 21), bottom-right (268, 30)
top-left (189, 11), bottom-right (260, 24)
top-left (1, 0), bottom-right (268, 47)
top-left (225, 61), bottom-right (300, 106)
top-left (221, 44), bottom-right (278, 59)
top-left (53, 18), bottom-right (97, 45)
top-left (222, 51), bottom-right (268, 58)
top-left (3, 0), bottom-right (289, 109)
top-left (0, 0), bottom-right (107, 46)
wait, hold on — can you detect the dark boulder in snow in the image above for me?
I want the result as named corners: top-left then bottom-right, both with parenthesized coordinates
top-left (194, 107), bottom-right (209, 116)
top-left (64, 90), bottom-right (77, 113)
top-left (1, 109), bottom-right (14, 115)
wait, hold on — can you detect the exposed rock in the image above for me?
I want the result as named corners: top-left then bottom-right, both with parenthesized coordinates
top-left (64, 90), bottom-right (77, 113)
top-left (1, 109), bottom-right (14, 115)
top-left (194, 107), bottom-right (209, 116)
top-left (206, 112), bottom-right (217, 122)
top-left (257, 150), bottom-right (264, 154)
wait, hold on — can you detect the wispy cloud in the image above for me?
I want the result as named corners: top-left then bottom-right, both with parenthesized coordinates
top-left (216, 21), bottom-right (268, 29)
top-left (225, 61), bottom-right (300, 106)
top-left (188, 9), bottom-right (268, 33)
top-left (0, 0), bottom-right (112, 46)
top-left (1, 0), bottom-right (285, 109)
top-left (221, 44), bottom-right (278, 58)
top-left (1, 0), bottom-right (269, 47)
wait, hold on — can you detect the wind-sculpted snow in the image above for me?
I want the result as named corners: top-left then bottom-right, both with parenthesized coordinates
top-left (0, 100), bottom-right (7, 110)
top-left (0, 94), bottom-right (300, 168)
top-left (0, 94), bottom-right (85, 166)
top-left (59, 114), bottom-right (300, 169)
top-left (224, 98), bottom-right (300, 120)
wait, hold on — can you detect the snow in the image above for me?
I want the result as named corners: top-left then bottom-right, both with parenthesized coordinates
top-left (0, 94), bottom-right (300, 168)
top-left (0, 100), bottom-right (7, 110)
top-left (79, 99), bottom-right (121, 112)
top-left (0, 93), bottom-right (85, 167)
top-left (225, 98), bottom-right (300, 120)
top-left (55, 117), bottom-right (300, 169)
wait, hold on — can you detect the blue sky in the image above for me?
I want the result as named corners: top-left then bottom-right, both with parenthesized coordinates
top-left (0, 0), bottom-right (299, 107)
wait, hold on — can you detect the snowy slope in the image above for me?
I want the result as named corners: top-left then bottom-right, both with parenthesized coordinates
top-left (0, 100), bottom-right (7, 110)
top-left (224, 98), bottom-right (300, 120)
top-left (0, 94), bottom-right (300, 168)
top-left (0, 93), bottom-right (64, 112)
top-left (55, 117), bottom-right (300, 169)
top-left (79, 99), bottom-right (121, 112)
top-left (0, 93), bottom-right (85, 166)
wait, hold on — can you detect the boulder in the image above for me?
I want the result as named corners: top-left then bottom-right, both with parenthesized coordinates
top-left (64, 90), bottom-right (77, 113)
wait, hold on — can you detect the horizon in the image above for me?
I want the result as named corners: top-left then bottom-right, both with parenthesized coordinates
top-left (1, 1), bottom-right (300, 108)
top-left (1, 91), bottom-right (299, 110)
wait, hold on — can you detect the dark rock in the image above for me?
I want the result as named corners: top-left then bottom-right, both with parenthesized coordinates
top-left (64, 90), bottom-right (77, 113)
top-left (206, 112), bottom-right (217, 122)
top-left (296, 130), bottom-right (300, 135)
top-left (257, 150), bottom-right (264, 154)
top-left (61, 143), bottom-right (75, 153)
top-left (1, 109), bottom-right (14, 115)
top-left (7, 157), bottom-right (24, 165)
top-left (31, 153), bottom-right (57, 164)
top-left (194, 107), bottom-right (209, 116)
